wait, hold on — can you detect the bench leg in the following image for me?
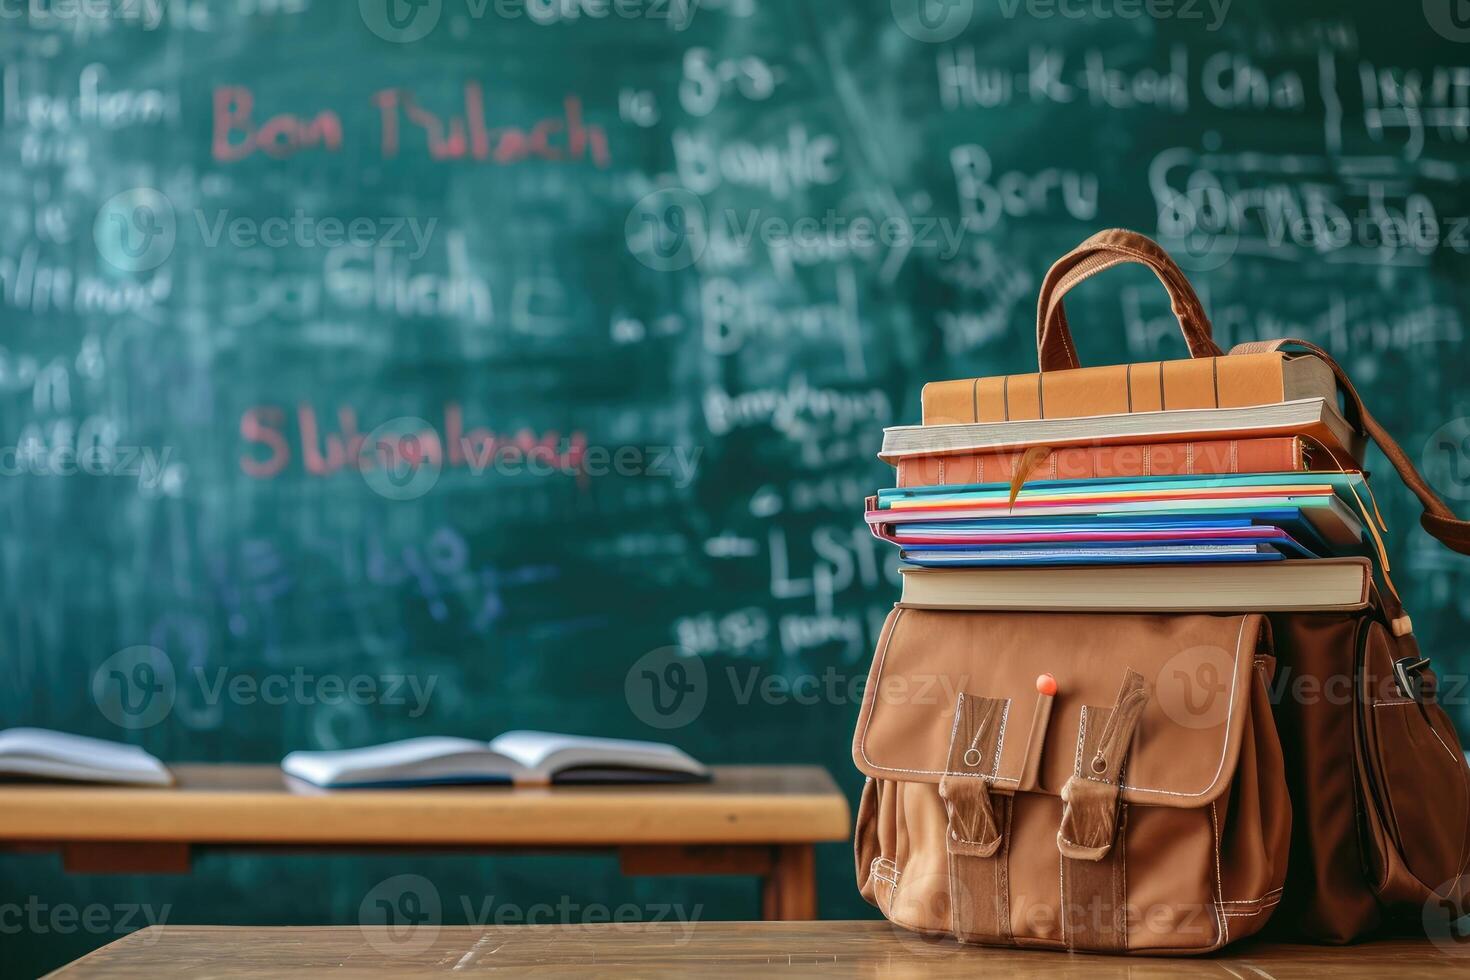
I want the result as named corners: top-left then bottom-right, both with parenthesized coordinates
top-left (618, 844), bottom-right (772, 877)
top-left (63, 842), bottom-right (192, 874)
top-left (619, 844), bottom-right (816, 920)
top-left (761, 844), bottom-right (816, 920)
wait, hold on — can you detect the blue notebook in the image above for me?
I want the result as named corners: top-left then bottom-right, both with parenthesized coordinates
top-left (890, 508), bottom-right (1342, 556)
top-left (900, 543), bottom-right (1294, 567)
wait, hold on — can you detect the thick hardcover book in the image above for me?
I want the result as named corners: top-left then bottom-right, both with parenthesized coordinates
top-left (896, 559), bottom-right (1372, 612)
top-left (896, 436), bottom-right (1310, 488)
top-left (921, 352), bottom-right (1337, 425)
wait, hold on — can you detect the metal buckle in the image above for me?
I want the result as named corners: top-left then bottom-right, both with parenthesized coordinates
top-left (1393, 656), bottom-right (1431, 702)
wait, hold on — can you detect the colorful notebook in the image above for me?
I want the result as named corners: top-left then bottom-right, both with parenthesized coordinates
top-left (869, 471), bottom-right (1379, 566)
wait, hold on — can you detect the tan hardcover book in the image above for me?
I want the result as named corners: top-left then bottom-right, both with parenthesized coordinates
top-left (896, 558), bottom-right (1372, 613)
top-left (922, 352), bottom-right (1338, 425)
top-left (879, 398), bottom-right (1362, 465)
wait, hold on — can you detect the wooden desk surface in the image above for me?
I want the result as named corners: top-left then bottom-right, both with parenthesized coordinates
top-left (0, 765), bottom-right (849, 846)
top-left (48, 921), bottom-right (1469, 978)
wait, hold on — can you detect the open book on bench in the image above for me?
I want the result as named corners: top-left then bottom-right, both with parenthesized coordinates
top-left (0, 728), bottom-right (173, 786)
top-left (281, 731), bottom-right (710, 788)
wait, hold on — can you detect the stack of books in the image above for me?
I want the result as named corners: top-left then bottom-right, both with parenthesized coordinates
top-left (869, 359), bottom-right (1384, 613)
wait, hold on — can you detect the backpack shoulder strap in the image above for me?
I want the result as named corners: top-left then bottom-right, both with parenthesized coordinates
top-left (1232, 338), bottom-right (1470, 557)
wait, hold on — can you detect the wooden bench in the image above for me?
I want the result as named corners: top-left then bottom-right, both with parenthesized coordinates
top-left (49, 921), bottom-right (1468, 977)
top-left (0, 764), bottom-right (848, 921)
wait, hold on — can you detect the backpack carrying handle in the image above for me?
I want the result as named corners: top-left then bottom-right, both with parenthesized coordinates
top-left (1036, 228), bottom-right (1224, 372)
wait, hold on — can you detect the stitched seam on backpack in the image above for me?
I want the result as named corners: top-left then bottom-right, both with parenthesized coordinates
top-left (991, 700), bottom-right (1010, 778)
top-left (1222, 898), bottom-right (1281, 917)
top-left (1218, 887), bottom-right (1283, 904)
top-left (1210, 801), bottom-right (1226, 945)
top-left (1118, 802), bottom-right (1128, 949)
top-left (870, 857), bottom-right (900, 887)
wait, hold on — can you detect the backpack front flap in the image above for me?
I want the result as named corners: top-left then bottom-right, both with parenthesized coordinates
top-left (852, 607), bottom-right (1288, 951)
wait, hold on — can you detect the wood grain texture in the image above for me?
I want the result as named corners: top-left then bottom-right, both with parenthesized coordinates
top-left (47, 922), bottom-right (1470, 978)
top-left (0, 765), bottom-right (849, 846)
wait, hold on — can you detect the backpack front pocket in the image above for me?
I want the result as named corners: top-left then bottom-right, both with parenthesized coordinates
top-left (852, 607), bottom-right (1290, 953)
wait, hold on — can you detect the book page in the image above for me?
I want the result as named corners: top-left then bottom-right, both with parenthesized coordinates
top-left (488, 730), bottom-right (705, 777)
top-left (0, 728), bottom-right (166, 775)
top-left (281, 736), bottom-right (494, 786)
top-left (0, 728), bottom-right (171, 785)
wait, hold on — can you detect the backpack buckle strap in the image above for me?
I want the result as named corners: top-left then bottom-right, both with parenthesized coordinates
top-left (1058, 669), bottom-right (1149, 862)
top-left (938, 692), bottom-right (1009, 858)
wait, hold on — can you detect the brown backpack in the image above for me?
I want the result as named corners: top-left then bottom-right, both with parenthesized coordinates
top-left (852, 230), bottom-right (1470, 953)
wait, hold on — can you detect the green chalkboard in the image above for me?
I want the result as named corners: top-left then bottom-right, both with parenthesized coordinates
top-left (4, 0), bottom-right (1470, 973)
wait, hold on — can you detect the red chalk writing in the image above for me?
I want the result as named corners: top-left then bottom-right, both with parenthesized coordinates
top-left (240, 403), bottom-right (588, 481)
top-left (212, 85), bottom-right (611, 167)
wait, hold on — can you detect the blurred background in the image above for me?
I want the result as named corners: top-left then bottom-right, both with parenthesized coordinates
top-left (4, 0), bottom-right (1470, 973)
